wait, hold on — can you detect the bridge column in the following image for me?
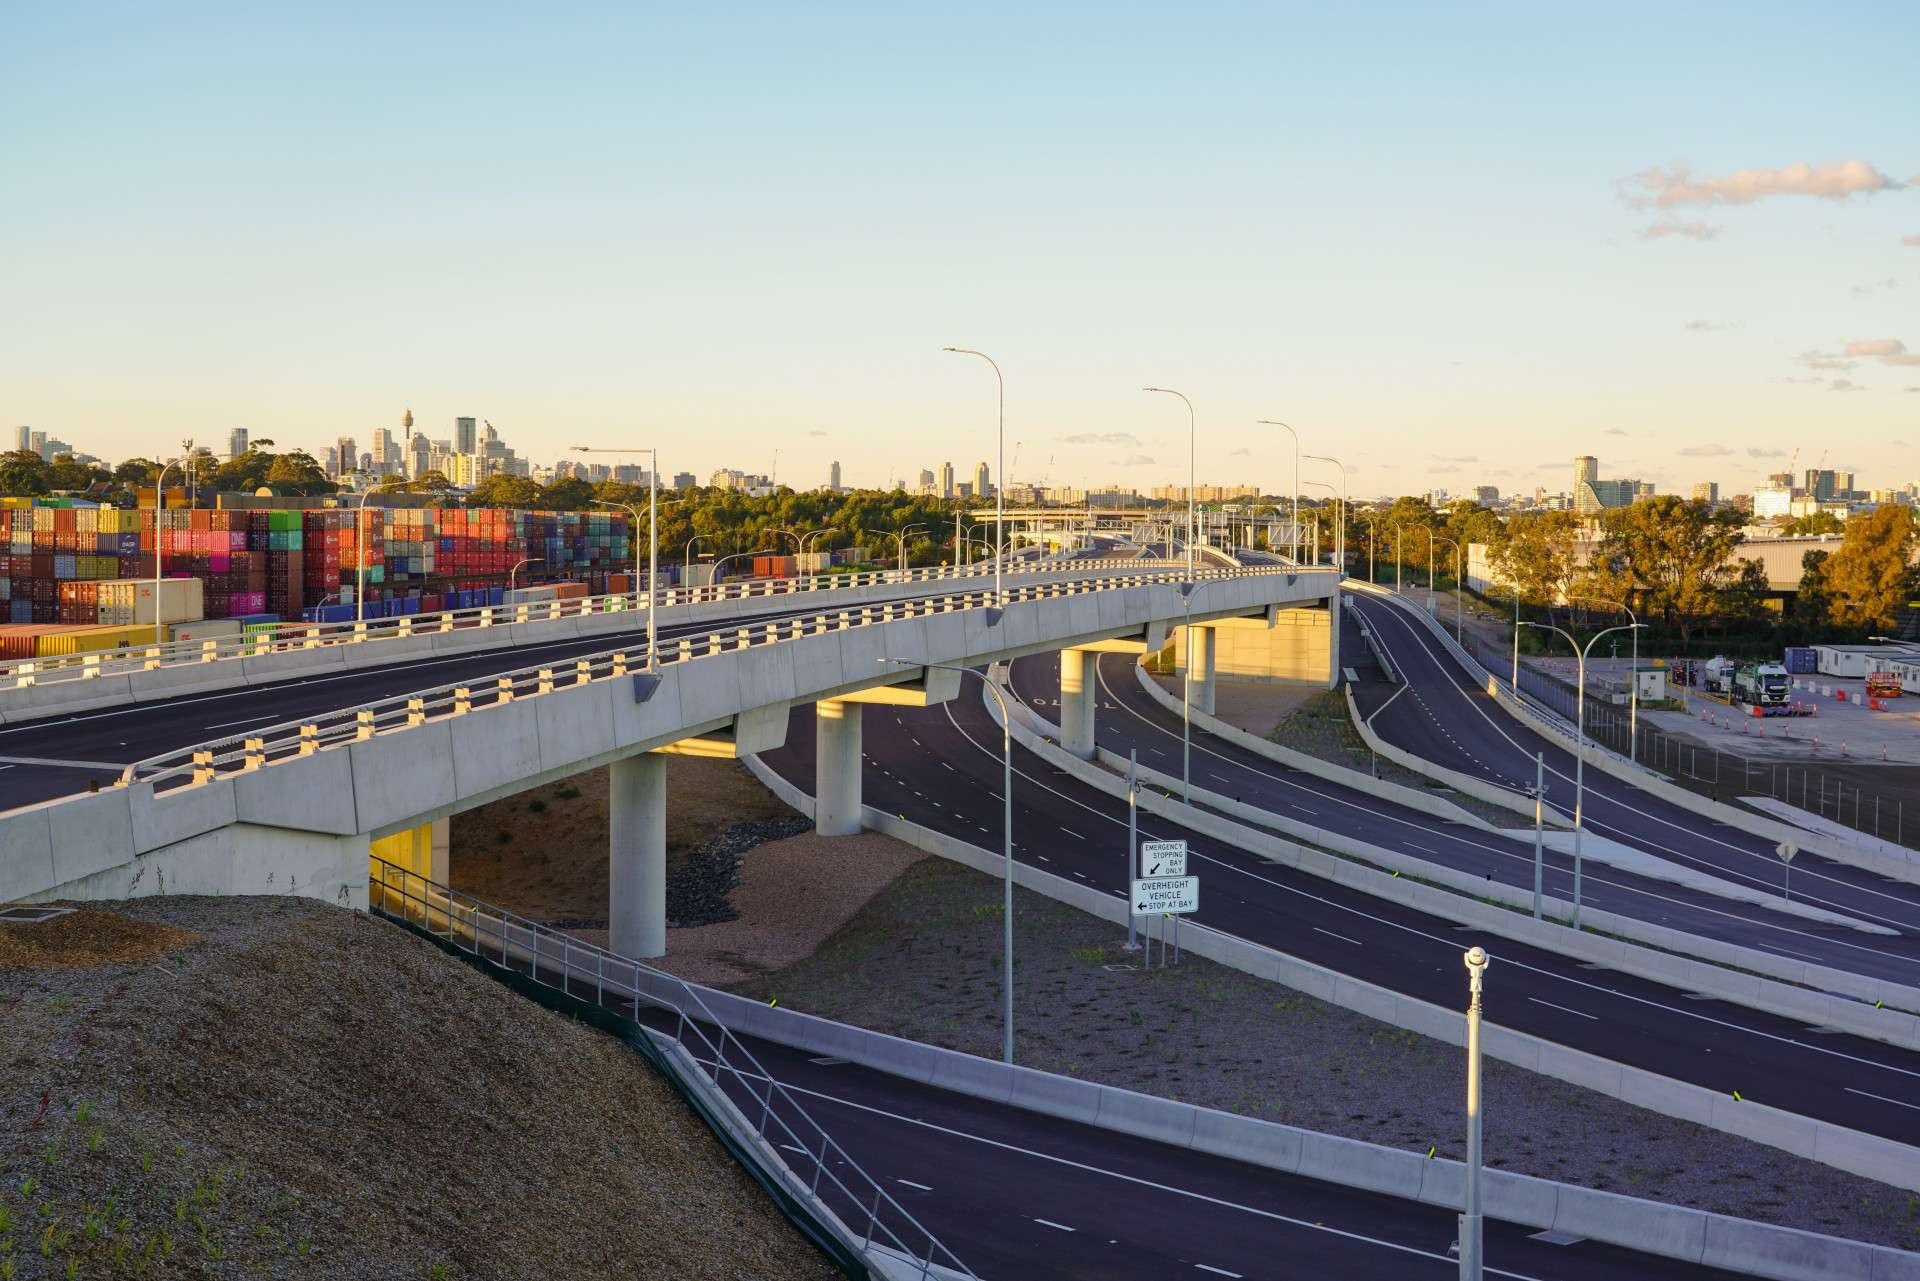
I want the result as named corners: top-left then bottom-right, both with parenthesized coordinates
top-left (815, 698), bottom-right (863, 836)
top-left (428, 817), bottom-right (450, 884)
top-left (1059, 648), bottom-right (1098, 759)
top-left (1187, 624), bottom-right (1217, 716)
top-left (609, 753), bottom-right (668, 959)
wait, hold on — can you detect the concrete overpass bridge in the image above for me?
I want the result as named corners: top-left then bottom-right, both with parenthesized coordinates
top-left (1, 564), bottom-right (1340, 965)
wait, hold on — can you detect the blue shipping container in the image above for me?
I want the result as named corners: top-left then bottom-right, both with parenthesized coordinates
top-left (1783, 647), bottom-right (1818, 674)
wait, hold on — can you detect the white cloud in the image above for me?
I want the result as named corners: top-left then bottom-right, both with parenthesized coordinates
top-left (1431, 454), bottom-right (1478, 464)
top-left (1061, 432), bottom-right (1140, 447)
top-left (1828, 378), bottom-right (1867, 393)
top-left (1678, 443), bottom-right (1733, 457)
top-left (1117, 454), bottom-right (1156, 466)
top-left (1684, 320), bottom-right (1740, 332)
top-left (1842, 338), bottom-right (1920, 367)
top-left (806, 429), bottom-right (828, 437)
top-left (1747, 447), bottom-right (1788, 458)
top-left (1604, 427), bottom-right (1631, 436)
top-left (1798, 350), bottom-right (1857, 371)
top-left (1851, 278), bottom-right (1899, 296)
top-left (1623, 159), bottom-right (1901, 208)
top-left (1638, 220), bottom-right (1719, 241)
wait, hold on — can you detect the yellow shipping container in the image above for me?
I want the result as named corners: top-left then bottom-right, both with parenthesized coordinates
top-left (34, 624), bottom-right (163, 658)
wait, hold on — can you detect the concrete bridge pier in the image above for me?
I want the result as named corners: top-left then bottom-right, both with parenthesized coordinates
top-left (815, 698), bottom-right (863, 836)
top-left (1059, 649), bottom-right (1098, 760)
top-left (609, 753), bottom-right (668, 959)
top-left (1186, 624), bottom-right (1218, 716)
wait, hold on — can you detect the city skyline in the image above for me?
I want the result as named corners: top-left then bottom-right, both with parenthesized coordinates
top-left (4, 5), bottom-right (1916, 497)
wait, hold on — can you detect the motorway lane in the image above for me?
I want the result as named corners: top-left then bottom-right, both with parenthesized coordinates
top-left (760, 695), bottom-right (1920, 1152)
top-left (1003, 648), bottom-right (1920, 988)
top-left (503, 943), bottom-right (1751, 1278)
top-left (1346, 594), bottom-right (1920, 942)
top-left (0, 600), bottom-right (900, 810)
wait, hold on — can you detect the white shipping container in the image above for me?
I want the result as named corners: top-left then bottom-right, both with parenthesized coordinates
top-left (503, 585), bottom-right (560, 606)
top-left (94, 578), bottom-right (205, 627)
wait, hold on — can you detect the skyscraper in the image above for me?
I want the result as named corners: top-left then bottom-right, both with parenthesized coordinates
top-left (828, 460), bottom-right (842, 491)
top-left (408, 433), bottom-right (432, 478)
top-left (227, 427), bottom-right (248, 460)
top-left (917, 468), bottom-right (935, 493)
top-left (938, 461), bottom-right (954, 498)
top-left (455, 416), bottom-right (477, 455)
top-left (1691, 482), bottom-right (1720, 505)
top-left (15, 427), bottom-right (31, 453)
top-left (334, 437), bottom-right (358, 479)
top-left (973, 461), bottom-right (991, 500)
top-left (369, 427), bottom-right (397, 475)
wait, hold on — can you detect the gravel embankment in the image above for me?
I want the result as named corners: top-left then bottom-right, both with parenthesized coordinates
top-left (736, 857), bottom-right (1920, 1251)
top-left (0, 897), bottom-right (843, 1281)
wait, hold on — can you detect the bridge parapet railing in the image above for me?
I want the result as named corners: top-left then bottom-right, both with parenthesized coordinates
top-left (368, 857), bottom-right (974, 1279)
top-left (118, 566), bottom-right (1326, 796)
top-left (4, 556), bottom-right (1189, 690)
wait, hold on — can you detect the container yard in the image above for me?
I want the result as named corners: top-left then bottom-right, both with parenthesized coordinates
top-left (0, 499), bottom-right (631, 660)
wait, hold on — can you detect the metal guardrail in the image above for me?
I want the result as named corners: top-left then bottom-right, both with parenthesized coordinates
top-left (119, 564), bottom-right (1324, 794)
top-left (367, 857), bottom-right (972, 1279)
top-left (6, 555), bottom-right (1179, 690)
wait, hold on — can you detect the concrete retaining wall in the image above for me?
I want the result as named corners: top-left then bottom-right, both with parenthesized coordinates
top-left (1128, 660), bottom-right (1495, 831)
top-left (1354, 581), bottom-right (1920, 885)
top-left (995, 685), bottom-right (1920, 1047)
top-left (733, 756), bottom-right (1920, 1280)
top-left (1344, 684), bottom-right (1571, 827)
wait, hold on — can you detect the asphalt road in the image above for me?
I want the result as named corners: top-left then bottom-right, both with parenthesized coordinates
top-left (758, 692), bottom-right (1920, 1152)
top-left (495, 925), bottom-right (1753, 1280)
top-left (0, 599), bottom-right (904, 810)
top-left (1344, 594), bottom-right (1920, 941)
top-left (999, 646), bottom-right (1920, 988)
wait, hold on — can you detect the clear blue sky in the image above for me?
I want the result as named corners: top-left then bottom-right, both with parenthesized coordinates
top-left (4, 2), bottom-right (1916, 498)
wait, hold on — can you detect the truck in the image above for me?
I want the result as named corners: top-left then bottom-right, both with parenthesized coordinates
top-left (1731, 662), bottom-right (1793, 713)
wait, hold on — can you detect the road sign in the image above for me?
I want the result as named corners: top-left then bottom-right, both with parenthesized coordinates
top-left (1131, 875), bottom-right (1199, 916)
top-left (1140, 839), bottom-right (1188, 878)
top-left (1775, 840), bottom-right (1797, 863)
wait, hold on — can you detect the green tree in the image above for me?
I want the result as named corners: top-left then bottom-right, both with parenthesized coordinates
top-left (1822, 505), bottom-right (1919, 630)
top-left (1794, 550), bottom-right (1834, 627)
top-left (465, 474), bottom-right (543, 508)
top-left (1781, 510), bottom-right (1844, 537)
top-left (1490, 512), bottom-right (1578, 615)
top-left (539, 476), bottom-right (596, 511)
top-left (1587, 497), bottom-right (1747, 647)
top-left (47, 454), bottom-right (109, 492)
top-left (262, 450), bottom-right (336, 496)
top-left (114, 457), bottom-right (163, 486)
top-left (0, 449), bottom-right (50, 496)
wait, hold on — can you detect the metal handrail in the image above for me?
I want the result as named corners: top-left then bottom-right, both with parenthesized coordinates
top-left (6, 555), bottom-right (1190, 689)
top-left (118, 564), bottom-right (1323, 794)
top-left (366, 857), bottom-right (973, 1278)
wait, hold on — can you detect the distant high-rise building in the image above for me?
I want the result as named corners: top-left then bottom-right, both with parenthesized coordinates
top-left (1805, 469), bottom-right (1838, 502)
top-left (1571, 455), bottom-right (1641, 513)
top-left (1765, 471), bottom-right (1795, 490)
top-left (1574, 455), bottom-right (1598, 489)
top-left (1473, 486), bottom-right (1499, 505)
top-left (369, 427), bottom-right (398, 475)
top-left (16, 426), bottom-right (33, 454)
top-left (333, 437), bottom-right (358, 479)
top-left (973, 461), bottom-right (991, 500)
top-left (829, 460), bottom-right (842, 491)
top-left (917, 468), bottom-right (935, 493)
top-left (408, 433), bottom-right (432, 479)
top-left (227, 427), bottom-right (248, 460)
top-left (673, 472), bottom-right (695, 491)
top-left (938, 461), bottom-right (955, 499)
top-left (1691, 482), bottom-right (1720, 505)
top-left (455, 417), bottom-right (477, 455)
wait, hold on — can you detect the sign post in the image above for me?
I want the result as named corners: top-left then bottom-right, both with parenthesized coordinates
top-left (1131, 874), bottom-right (1198, 968)
top-left (1140, 839), bottom-right (1187, 878)
top-left (1776, 840), bottom-right (1797, 902)
top-left (1125, 750), bottom-right (1141, 951)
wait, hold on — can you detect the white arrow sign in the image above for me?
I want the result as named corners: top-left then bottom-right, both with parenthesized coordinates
top-left (1131, 875), bottom-right (1199, 916)
top-left (1140, 839), bottom-right (1188, 878)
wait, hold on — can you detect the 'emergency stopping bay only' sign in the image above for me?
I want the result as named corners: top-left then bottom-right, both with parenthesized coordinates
top-left (1130, 875), bottom-right (1199, 916)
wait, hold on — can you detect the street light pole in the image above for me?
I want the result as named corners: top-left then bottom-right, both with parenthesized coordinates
top-left (1304, 455), bottom-right (1347, 574)
top-left (353, 479), bottom-right (376, 625)
top-left (1143, 388), bottom-right (1197, 585)
top-left (1519, 620), bottom-right (1643, 928)
top-left (1460, 946), bottom-right (1490, 1281)
top-left (508, 557), bottom-right (543, 593)
top-left (574, 446), bottom-right (660, 672)
top-left (1570, 595), bottom-right (1641, 763)
top-left (944, 348), bottom-right (1006, 610)
top-left (882, 657), bottom-right (1016, 1064)
top-left (1255, 420), bottom-right (1299, 563)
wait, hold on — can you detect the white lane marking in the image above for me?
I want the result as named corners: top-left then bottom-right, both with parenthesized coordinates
top-left (1527, 998), bottom-right (1597, 1021)
top-left (1195, 1267), bottom-right (1243, 1278)
top-left (932, 698), bottom-right (1920, 1089)
top-left (1845, 1088), bottom-right (1920, 1114)
top-left (1032, 1218), bottom-right (1076, 1232)
top-left (739, 1070), bottom-right (1568, 1281)
top-left (940, 762), bottom-right (955, 772)
top-left (1313, 928), bottom-right (1362, 946)
top-left (1061, 828), bottom-right (1086, 840)
top-left (897, 1178), bottom-right (933, 1191)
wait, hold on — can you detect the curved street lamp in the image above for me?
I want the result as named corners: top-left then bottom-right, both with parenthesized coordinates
top-left (944, 348), bottom-right (1007, 610)
top-left (1569, 595), bottom-right (1641, 762)
top-left (1257, 421), bottom-right (1301, 563)
top-left (1517, 618), bottom-right (1644, 928)
top-left (1143, 388), bottom-right (1197, 585)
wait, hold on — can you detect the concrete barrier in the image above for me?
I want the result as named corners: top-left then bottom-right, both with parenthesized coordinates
top-left (1124, 661), bottom-right (1496, 831)
top-left (1353, 581), bottom-right (1920, 884)
top-left (670, 781), bottom-right (1920, 1281)
top-left (995, 691), bottom-right (1920, 1046)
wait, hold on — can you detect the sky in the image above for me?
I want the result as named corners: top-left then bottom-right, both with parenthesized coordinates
top-left (3, 2), bottom-right (1918, 500)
